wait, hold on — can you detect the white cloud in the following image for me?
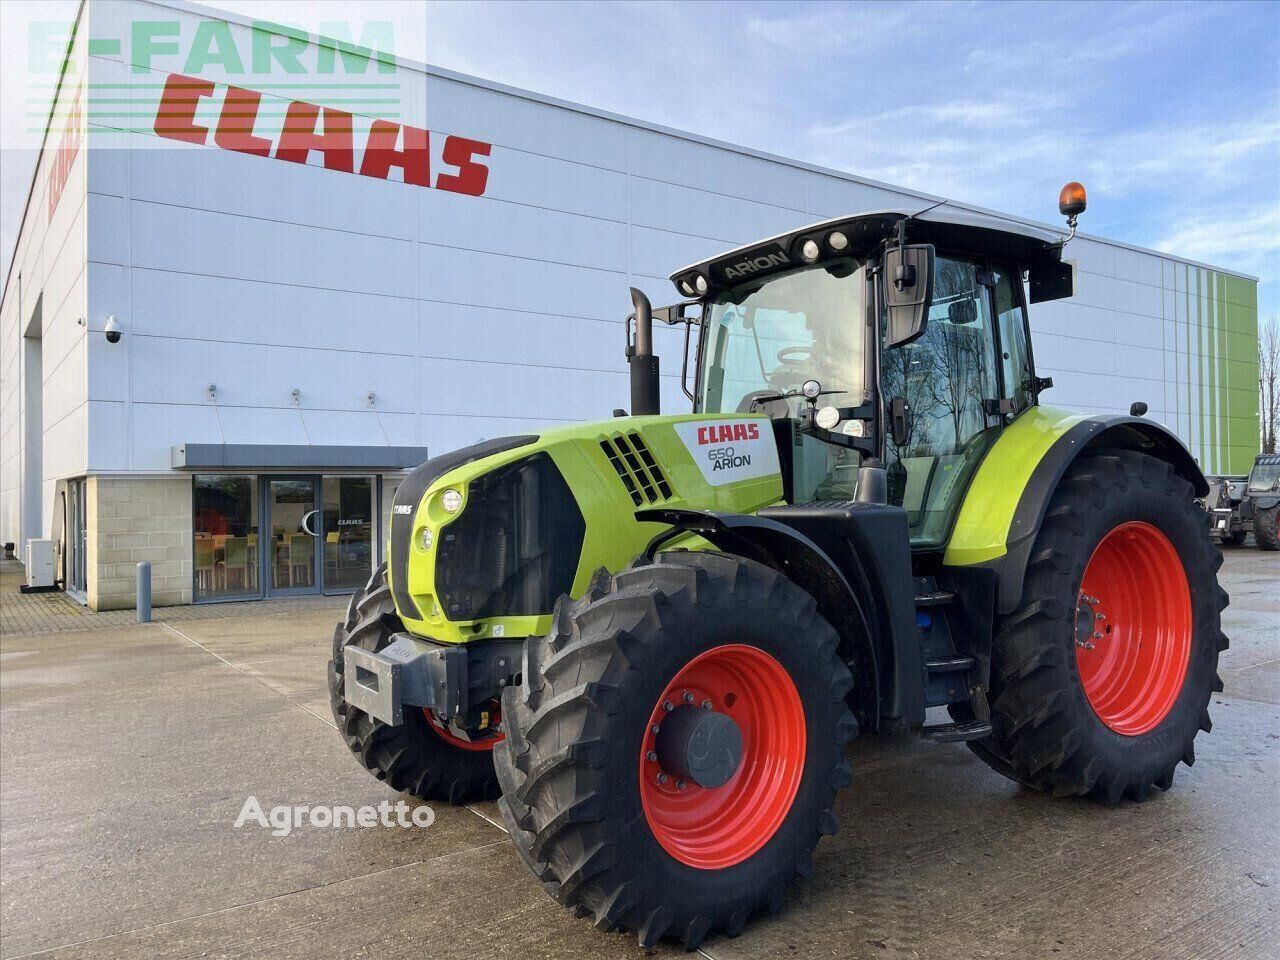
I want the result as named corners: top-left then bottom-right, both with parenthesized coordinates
top-left (1080, 118), bottom-right (1280, 196)
top-left (744, 5), bottom-right (916, 54)
top-left (1155, 204), bottom-right (1280, 282)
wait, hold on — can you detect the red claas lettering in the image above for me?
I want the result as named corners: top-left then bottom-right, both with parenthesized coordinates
top-left (697, 423), bottom-right (761, 445)
top-left (435, 135), bottom-right (491, 196)
top-left (275, 100), bottom-right (355, 172)
top-left (360, 120), bottom-right (431, 187)
top-left (153, 72), bottom-right (491, 196)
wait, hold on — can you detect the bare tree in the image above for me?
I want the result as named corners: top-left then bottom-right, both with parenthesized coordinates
top-left (927, 322), bottom-right (989, 447)
top-left (1261, 314), bottom-right (1279, 455)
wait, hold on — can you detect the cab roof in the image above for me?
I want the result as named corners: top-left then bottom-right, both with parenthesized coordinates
top-left (670, 206), bottom-right (1069, 299)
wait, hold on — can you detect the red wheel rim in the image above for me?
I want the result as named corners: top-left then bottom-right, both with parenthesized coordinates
top-left (423, 704), bottom-right (504, 752)
top-left (1075, 521), bottom-right (1192, 736)
top-left (639, 644), bottom-right (806, 870)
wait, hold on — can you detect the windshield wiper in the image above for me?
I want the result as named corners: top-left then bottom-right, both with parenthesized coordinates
top-left (748, 387), bottom-right (845, 411)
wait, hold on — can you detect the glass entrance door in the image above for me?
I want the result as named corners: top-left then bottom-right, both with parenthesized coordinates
top-left (321, 476), bottom-right (375, 593)
top-left (66, 478), bottom-right (87, 598)
top-left (193, 474), bottom-right (379, 602)
top-left (267, 478), bottom-right (321, 595)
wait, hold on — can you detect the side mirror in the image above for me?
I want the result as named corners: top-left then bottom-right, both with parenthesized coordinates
top-left (883, 244), bottom-right (935, 347)
top-left (947, 299), bottom-right (978, 325)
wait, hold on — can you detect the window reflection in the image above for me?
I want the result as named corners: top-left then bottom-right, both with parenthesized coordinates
top-left (323, 477), bottom-right (374, 591)
top-left (193, 475), bottom-right (260, 600)
top-left (882, 257), bottom-right (1000, 546)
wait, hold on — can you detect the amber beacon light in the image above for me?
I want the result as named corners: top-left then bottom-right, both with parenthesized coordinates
top-left (1058, 181), bottom-right (1087, 240)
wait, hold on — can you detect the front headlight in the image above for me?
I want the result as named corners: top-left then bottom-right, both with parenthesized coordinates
top-left (440, 488), bottom-right (463, 513)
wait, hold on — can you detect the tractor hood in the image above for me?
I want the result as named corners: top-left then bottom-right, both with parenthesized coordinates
top-left (386, 413), bottom-right (784, 641)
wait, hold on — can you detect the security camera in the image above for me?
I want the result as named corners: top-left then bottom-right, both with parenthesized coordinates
top-left (104, 315), bottom-right (122, 344)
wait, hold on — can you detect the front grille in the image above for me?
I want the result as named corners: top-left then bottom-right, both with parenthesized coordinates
top-left (388, 434), bottom-right (537, 619)
top-left (435, 453), bottom-right (585, 621)
top-left (600, 432), bottom-right (672, 505)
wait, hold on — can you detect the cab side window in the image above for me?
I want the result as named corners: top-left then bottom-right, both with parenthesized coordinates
top-left (991, 264), bottom-right (1033, 413)
top-left (881, 256), bottom-right (1001, 546)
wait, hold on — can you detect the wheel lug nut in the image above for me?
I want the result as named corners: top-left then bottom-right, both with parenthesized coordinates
top-left (663, 701), bottom-right (674, 712)
top-left (701, 699), bottom-right (712, 710)
top-left (646, 751), bottom-right (657, 762)
top-left (676, 780), bottom-right (687, 791)
top-left (1092, 631), bottom-right (1102, 640)
top-left (1095, 613), bottom-right (1106, 621)
top-left (683, 692), bottom-right (695, 704)
top-left (657, 773), bottom-right (669, 785)
top-left (651, 724), bottom-right (661, 735)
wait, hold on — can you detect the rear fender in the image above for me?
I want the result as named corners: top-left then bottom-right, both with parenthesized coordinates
top-left (637, 508), bottom-right (882, 731)
top-left (948, 406), bottom-right (1208, 615)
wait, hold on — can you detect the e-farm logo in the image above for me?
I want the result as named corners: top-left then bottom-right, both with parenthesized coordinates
top-left (30, 17), bottom-right (400, 77)
top-left (31, 17), bottom-right (493, 221)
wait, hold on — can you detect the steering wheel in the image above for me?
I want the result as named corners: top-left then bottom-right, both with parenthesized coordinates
top-left (776, 345), bottom-right (811, 364)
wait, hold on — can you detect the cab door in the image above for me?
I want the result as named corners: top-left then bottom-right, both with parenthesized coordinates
top-left (880, 255), bottom-right (1003, 547)
top-left (990, 261), bottom-right (1035, 417)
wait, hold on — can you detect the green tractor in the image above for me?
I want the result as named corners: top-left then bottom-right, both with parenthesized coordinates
top-left (329, 184), bottom-right (1227, 948)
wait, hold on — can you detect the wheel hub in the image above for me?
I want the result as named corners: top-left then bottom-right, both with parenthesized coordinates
top-left (654, 705), bottom-right (743, 789)
top-left (1074, 593), bottom-right (1102, 650)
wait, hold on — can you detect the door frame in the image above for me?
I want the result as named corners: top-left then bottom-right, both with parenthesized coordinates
top-left (317, 474), bottom-right (378, 597)
top-left (68, 477), bottom-right (87, 598)
top-left (191, 472), bottom-right (384, 604)
top-left (262, 475), bottom-right (323, 597)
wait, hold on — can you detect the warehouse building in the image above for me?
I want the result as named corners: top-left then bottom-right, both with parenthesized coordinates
top-left (0, 0), bottom-right (1260, 609)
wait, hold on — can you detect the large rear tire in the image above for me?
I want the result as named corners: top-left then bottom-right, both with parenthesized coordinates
top-left (328, 564), bottom-right (501, 803)
top-left (970, 450), bottom-right (1228, 803)
top-left (493, 552), bottom-right (857, 949)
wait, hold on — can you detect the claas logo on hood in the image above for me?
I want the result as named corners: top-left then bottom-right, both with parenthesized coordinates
top-left (696, 423), bottom-right (761, 445)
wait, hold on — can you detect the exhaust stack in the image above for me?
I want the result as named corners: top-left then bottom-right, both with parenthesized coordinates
top-left (628, 287), bottom-right (661, 416)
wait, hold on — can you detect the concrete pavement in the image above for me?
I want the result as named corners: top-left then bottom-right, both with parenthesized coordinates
top-left (1, 548), bottom-right (1277, 960)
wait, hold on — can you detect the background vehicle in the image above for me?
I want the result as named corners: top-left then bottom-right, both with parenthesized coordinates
top-left (1204, 454), bottom-right (1280, 550)
top-left (328, 185), bottom-right (1228, 948)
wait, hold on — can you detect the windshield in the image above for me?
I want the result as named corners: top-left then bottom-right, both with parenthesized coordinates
top-left (1249, 462), bottom-right (1280, 491)
top-left (697, 258), bottom-right (866, 415)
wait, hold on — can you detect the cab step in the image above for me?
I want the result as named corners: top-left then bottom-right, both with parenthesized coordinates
top-left (925, 654), bottom-right (976, 675)
top-left (922, 719), bottom-right (994, 743)
top-left (923, 684), bottom-right (993, 743)
top-left (914, 589), bottom-right (956, 607)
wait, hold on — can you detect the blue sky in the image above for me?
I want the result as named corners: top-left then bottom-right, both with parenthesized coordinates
top-left (3, 0), bottom-right (1278, 312)
top-left (420, 0), bottom-right (1280, 311)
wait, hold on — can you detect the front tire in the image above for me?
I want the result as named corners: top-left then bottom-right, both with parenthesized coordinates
top-left (494, 552), bottom-right (857, 949)
top-left (1255, 505), bottom-right (1280, 551)
top-left (328, 564), bottom-right (501, 803)
top-left (971, 451), bottom-right (1228, 803)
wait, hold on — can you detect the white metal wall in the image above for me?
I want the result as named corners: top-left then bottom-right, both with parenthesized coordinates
top-left (0, 19), bottom-right (90, 551)
top-left (0, 0), bottom-right (1260, 552)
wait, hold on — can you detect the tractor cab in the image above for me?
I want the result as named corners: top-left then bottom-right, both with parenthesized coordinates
top-left (661, 205), bottom-right (1073, 550)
